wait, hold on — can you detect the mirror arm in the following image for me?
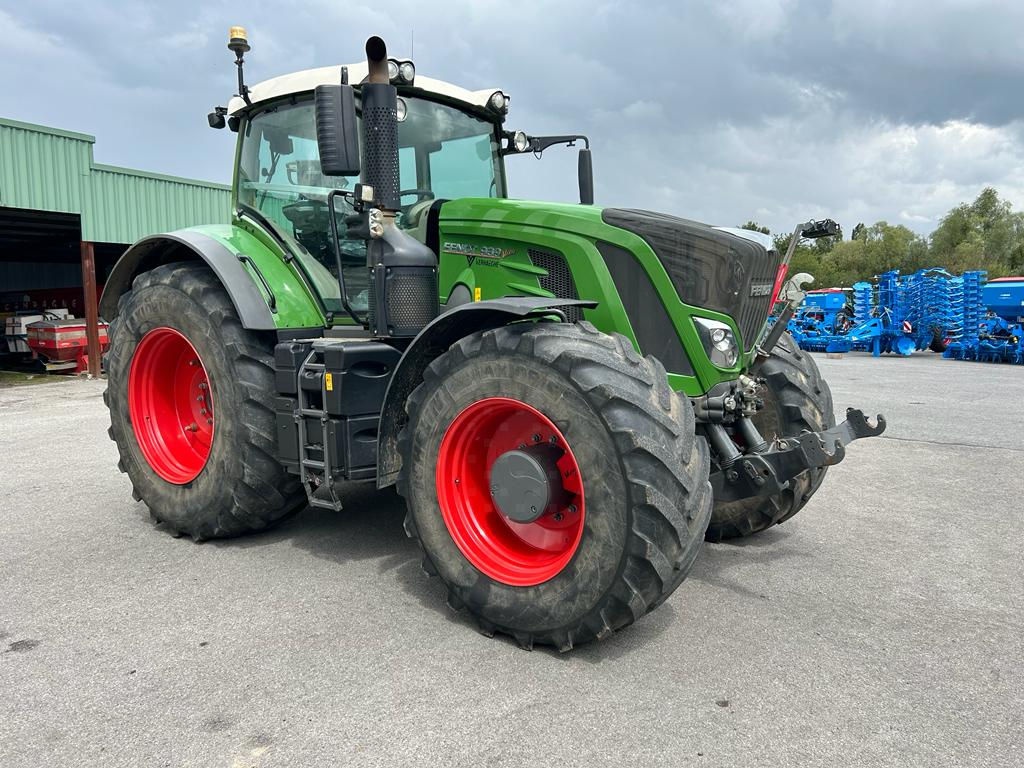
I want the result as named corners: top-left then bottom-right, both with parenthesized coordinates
top-left (501, 133), bottom-right (591, 156)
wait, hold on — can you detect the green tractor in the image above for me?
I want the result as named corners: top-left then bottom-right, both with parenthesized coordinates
top-left (100, 30), bottom-right (885, 650)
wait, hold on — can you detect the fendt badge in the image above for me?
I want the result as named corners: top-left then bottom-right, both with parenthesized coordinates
top-left (443, 242), bottom-right (516, 266)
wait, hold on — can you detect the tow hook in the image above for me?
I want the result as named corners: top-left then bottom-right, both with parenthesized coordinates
top-left (710, 408), bottom-right (886, 502)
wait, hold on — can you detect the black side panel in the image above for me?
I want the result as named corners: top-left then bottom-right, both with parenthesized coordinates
top-left (424, 199), bottom-right (448, 256)
top-left (597, 241), bottom-right (694, 376)
top-left (601, 208), bottom-right (780, 349)
top-left (527, 249), bottom-right (584, 323)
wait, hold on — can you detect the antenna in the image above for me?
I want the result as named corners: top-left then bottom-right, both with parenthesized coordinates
top-left (411, 29), bottom-right (414, 59)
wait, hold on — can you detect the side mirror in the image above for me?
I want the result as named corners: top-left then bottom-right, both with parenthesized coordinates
top-left (315, 84), bottom-right (361, 176)
top-left (578, 147), bottom-right (594, 205)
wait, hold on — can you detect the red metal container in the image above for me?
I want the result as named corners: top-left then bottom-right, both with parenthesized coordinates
top-left (26, 318), bottom-right (109, 374)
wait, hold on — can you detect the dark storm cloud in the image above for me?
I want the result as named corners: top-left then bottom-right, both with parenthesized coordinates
top-left (759, 0), bottom-right (1024, 125)
top-left (2, 0), bottom-right (1023, 235)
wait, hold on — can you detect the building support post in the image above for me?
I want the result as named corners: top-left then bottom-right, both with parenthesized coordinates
top-left (80, 241), bottom-right (101, 378)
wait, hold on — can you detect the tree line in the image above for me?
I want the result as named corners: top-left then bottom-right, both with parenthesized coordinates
top-left (741, 187), bottom-right (1024, 288)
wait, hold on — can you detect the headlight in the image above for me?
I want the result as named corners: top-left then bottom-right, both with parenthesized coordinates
top-left (489, 91), bottom-right (509, 112)
top-left (396, 97), bottom-right (408, 122)
top-left (387, 59), bottom-right (400, 81)
top-left (398, 61), bottom-right (415, 83)
top-left (695, 318), bottom-right (739, 368)
top-left (513, 130), bottom-right (529, 152)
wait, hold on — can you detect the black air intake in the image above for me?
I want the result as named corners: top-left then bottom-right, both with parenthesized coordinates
top-left (367, 226), bottom-right (439, 338)
top-left (528, 249), bottom-right (584, 323)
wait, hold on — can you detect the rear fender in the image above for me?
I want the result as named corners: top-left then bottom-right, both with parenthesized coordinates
top-left (375, 297), bottom-right (596, 488)
top-left (98, 225), bottom-right (324, 330)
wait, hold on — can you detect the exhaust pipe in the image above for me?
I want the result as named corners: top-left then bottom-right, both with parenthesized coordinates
top-left (360, 36), bottom-right (400, 212)
top-left (365, 35), bottom-right (390, 85)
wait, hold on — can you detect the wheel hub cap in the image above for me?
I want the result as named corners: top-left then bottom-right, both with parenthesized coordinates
top-left (490, 446), bottom-right (566, 524)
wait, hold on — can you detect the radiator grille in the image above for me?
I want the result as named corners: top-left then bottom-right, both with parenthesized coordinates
top-left (602, 209), bottom-right (781, 349)
top-left (527, 249), bottom-right (583, 323)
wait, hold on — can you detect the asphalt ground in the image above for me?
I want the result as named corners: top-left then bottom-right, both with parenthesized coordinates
top-left (1, 351), bottom-right (1021, 767)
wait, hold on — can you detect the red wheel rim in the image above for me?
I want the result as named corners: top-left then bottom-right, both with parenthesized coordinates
top-left (435, 397), bottom-right (585, 587)
top-left (128, 327), bottom-right (215, 484)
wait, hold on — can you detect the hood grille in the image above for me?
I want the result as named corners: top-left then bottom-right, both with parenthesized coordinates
top-left (602, 209), bottom-right (781, 350)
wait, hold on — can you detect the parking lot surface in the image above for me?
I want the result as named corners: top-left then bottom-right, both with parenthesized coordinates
top-left (1, 352), bottom-right (1021, 767)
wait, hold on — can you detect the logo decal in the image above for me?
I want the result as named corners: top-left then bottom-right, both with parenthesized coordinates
top-left (443, 242), bottom-right (516, 266)
top-left (749, 281), bottom-right (773, 298)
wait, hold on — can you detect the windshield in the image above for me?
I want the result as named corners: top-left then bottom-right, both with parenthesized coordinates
top-left (237, 95), bottom-right (504, 315)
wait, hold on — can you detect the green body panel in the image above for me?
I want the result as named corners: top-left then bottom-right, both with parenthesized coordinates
top-left (435, 198), bottom-right (757, 396)
top-left (187, 222), bottom-right (326, 329)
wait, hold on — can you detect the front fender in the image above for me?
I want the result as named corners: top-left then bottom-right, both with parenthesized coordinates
top-left (375, 297), bottom-right (596, 488)
top-left (98, 224), bottom-right (324, 330)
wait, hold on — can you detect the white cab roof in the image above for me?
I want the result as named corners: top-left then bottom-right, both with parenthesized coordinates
top-left (228, 63), bottom-right (503, 115)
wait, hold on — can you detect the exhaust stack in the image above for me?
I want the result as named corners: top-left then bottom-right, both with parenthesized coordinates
top-left (360, 36), bottom-right (401, 212)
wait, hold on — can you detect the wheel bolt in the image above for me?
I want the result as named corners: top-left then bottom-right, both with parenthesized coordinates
top-left (200, 408), bottom-right (207, 415)
top-left (549, 436), bottom-right (558, 444)
top-left (199, 382), bottom-right (207, 390)
top-left (532, 434), bottom-right (541, 443)
top-left (568, 504), bottom-right (577, 514)
top-left (454, 478), bottom-right (460, 485)
top-left (553, 512), bottom-right (563, 521)
top-left (187, 422), bottom-right (198, 432)
top-left (206, 418), bottom-right (213, 425)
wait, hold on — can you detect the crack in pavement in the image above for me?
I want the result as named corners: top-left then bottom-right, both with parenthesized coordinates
top-left (879, 434), bottom-right (1024, 454)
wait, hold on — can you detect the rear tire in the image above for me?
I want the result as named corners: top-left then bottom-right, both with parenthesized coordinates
top-left (929, 332), bottom-right (949, 353)
top-left (706, 332), bottom-right (834, 541)
top-left (104, 263), bottom-right (305, 540)
top-left (397, 322), bottom-right (712, 650)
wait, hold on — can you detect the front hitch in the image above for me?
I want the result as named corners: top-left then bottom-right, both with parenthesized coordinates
top-left (710, 408), bottom-right (886, 503)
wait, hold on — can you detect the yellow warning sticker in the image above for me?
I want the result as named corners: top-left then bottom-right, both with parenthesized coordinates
top-left (325, 372), bottom-right (334, 391)
top-left (474, 287), bottom-right (482, 302)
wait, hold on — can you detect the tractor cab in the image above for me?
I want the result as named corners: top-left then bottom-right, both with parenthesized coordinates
top-left (224, 63), bottom-right (509, 318)
top-left (219, 57), bottom-right (590, 324)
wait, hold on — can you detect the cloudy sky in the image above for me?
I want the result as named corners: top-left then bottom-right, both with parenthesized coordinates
top-left (3, 0), bottom-right (1024, 237)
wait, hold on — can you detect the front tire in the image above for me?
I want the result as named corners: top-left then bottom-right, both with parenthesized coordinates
top-left (706, 332), bottom-right (834, 541)
top-left (104, 263), bottom-right (305, 540)
top-left (397, 322), bottom-right (712, 650)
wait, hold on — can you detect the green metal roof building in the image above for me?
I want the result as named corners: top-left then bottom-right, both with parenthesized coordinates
top-left (0, 117), bottom-right (231, 374)
top-left (0, 116), bottom-right (230, 318)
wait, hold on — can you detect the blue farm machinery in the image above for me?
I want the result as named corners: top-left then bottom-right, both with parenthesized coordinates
top-left (943, 275), bottom-right (1024, 364)
top-left (788, 269), bottom-right (961, 356)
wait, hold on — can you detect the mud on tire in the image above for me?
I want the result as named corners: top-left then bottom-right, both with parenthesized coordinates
top-left (104, 262), bottom-right (305, 540)
top-left (397, 321), bottom-right (712, 650)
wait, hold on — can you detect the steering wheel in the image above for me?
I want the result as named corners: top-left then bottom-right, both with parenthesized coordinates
top-left (281, 198), bottom-right (329, 230)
